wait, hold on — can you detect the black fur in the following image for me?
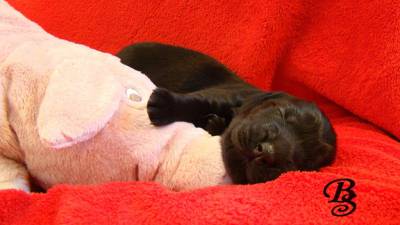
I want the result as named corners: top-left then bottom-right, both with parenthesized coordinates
top-left (117, 42), bottom-right (337, 184)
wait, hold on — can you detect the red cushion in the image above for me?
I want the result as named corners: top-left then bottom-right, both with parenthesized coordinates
top-left (280, 0), bottom-right (400, 139)
top-left (2, 0), bottom-right (400, 224)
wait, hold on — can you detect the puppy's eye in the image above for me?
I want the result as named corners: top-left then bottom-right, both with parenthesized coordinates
top-left (254, 143), bottom-right (274, 154)
top-left (252, 143), bottom-right (275, 165)
top-left (255, 144), bottom-right (263, 153)
top-left (126, 88), bottom-right (142, 102)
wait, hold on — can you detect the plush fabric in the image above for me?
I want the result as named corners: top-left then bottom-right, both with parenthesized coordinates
top-left (1, 0), bottom-right (400, 224)
top-left (0, 0), bottom-right (228, 193)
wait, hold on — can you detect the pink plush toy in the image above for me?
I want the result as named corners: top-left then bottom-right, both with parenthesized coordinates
top-left (0, 1), bottom-right (230, 192)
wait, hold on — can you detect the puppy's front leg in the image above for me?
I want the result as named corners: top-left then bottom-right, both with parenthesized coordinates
top-left (0, 154), bottom-right (30, 192)
top-left (147, 88), bottom-right (233, 134)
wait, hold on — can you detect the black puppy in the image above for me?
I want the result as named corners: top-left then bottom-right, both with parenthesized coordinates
top-left (117, 42), bottom-right (337, 184)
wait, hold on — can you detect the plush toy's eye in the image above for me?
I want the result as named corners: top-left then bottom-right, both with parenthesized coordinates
top-left (126, 88), bottom-right (142, 102)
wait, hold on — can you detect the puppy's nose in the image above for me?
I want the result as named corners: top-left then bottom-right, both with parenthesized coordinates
top-left (253, 143), bottom-right (275, 164)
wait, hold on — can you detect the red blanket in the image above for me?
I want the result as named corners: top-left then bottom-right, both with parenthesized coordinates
top-left (2, 0), bottom-right (400, 224)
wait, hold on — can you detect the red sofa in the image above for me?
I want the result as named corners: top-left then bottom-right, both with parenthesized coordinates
top-left (1, 0), bottom-right (399, 224)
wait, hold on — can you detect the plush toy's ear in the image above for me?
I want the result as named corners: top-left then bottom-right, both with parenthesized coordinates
top-left (37, 59), bottom-right (123, 149)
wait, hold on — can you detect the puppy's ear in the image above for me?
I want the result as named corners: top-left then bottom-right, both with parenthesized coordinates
top-left (37, 59), bottom-right (123, 149)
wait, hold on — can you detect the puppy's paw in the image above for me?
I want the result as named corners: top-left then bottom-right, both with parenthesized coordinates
top-left (204, 114), bottom-right (226, 135)
top-left (147, 88), bottom-right (177, 126)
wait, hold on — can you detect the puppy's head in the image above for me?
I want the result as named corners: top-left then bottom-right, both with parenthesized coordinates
top-left (222, 92), bottom-right (336, 184)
